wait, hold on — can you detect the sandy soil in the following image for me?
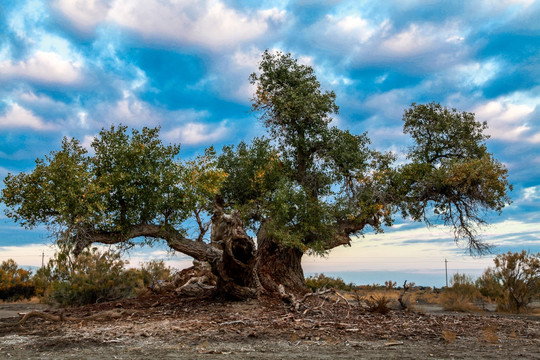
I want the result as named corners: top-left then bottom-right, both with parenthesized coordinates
top-left (1, 295), bottom-right (539, 359)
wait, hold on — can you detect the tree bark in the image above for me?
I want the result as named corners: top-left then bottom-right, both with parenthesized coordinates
top-left (209, 199), bottom-right (259, 299)
top-left (255, 222), bottom-right (307, 294)
top-left (75, 198), bottom-right (386, 300)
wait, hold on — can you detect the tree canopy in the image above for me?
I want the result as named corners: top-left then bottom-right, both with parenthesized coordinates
top-left (1, 51), bottom-right (512, 297)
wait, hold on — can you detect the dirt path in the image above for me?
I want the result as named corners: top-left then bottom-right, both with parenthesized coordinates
top-left (0, 303), bottom-right (50, 320)
top-left (1, 295), bottom-right (539, 359)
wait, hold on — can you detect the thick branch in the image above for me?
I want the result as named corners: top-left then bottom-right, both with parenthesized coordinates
top-left (324, 215), bottom-right (380, 251)
top-left (79, 224), bottom-right (222, 263)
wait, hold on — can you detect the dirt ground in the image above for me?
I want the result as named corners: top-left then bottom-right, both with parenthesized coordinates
top-left (1, 294), bottom-right (539, 359)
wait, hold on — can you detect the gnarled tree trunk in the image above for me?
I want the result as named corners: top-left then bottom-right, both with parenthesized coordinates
top-left (209, 198), bottom-right (259, 299)
top-left (255, 222), bottom-right (307, 294)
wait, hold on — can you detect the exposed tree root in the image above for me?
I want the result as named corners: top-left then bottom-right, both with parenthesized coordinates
top-left (17, 309), bottom-right (125, 325)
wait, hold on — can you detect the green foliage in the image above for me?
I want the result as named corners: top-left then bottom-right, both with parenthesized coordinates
top-left (440, 273), bottom-right (482, 312)
top-left (139, 259), bottom-right (172, 287)
top-left (0, 259), bottom-right (35, 301)
top-left (476, 267), bottom-right (505, 308)
top-left (246, 51), bottom-right (396, 254)
top-left (181, 147), bottom-right (229, 240)
top-left (305, 273), bottom-right (354, 292)
top-left (40, 247), bottom-right (144, 307)
top-left (218, 138), bottom-right (282, 225)
top-left (91, 126), bottom-right (184, 231)
top-left (0, 51), bottom-right (514, 297)
top-left (481, 251), bottom-right (540, 313)
top-left (1, 126), bottom-right (190, 248)
top-left (397, 103), bottom-right (512, 253)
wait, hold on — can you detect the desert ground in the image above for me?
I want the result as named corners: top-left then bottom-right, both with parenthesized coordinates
top-left (1, 294), bottom-right (539, 360)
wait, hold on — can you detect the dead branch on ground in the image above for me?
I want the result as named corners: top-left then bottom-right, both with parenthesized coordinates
top-left (278, 285), bottom-right (350, 316)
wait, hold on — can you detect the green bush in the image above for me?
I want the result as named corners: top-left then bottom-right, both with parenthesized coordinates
top-left (440, 273), bottom-right (482, 312)
top-left (478, 251), bottom-right (540, 313)
top-left (139, 259), bottom-right (172, 287)
top-left (41, 247), bottom-right (144, 307)
top-left (305, 273), bottom-right (354, 292)
top-left (0, 259), bottom-right (35, 301)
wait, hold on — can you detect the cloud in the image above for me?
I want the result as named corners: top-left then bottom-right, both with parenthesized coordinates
top-left (313, 14), bottom-right (377, 48)
top-left (0, 103), bottom-right (57, 131)
top-left (164, 121), bottom-right (229, 145)
top-left (0, 243), bottom-right (56, 268)
top-left (51, 0), bottom-right (112, 33)
top-left (473, 99), bottom-right (535, 142)
top-left (53, 0), bottom-right (286, 51)
top-left (308, 14), bottom-right (468, 72)
top-left (0, 51), bottom-right (84, 85)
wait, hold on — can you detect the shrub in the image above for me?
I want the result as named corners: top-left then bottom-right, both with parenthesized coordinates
top-left (479, 251), bottom-right (540, 313)
top-left (305, 273), bottom-right (354, 292)
top-left (42, 247), bottom-right (144, 307)
top-left (364, 293), bottom-right (391, 314)
top-left (440, 273), bottom-right (482, 312)
top-left (0, 259), bottom-right (35, 301)
top-left (139, 259), bottom-right (172, 287)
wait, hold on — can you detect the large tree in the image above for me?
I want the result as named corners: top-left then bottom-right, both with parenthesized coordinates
top-left (1, 51), bottom-right (511, 299)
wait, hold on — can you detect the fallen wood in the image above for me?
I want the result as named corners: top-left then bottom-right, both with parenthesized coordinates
top-left (17, 309), bottom-right (125, 325)
top-left (278, 285), bottom-right (350, 315)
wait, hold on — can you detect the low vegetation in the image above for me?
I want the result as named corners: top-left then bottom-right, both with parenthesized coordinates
top-left (2, 251), bottom-right (538, 315)
top-left (0, 259), bottom-right (35, 301)
top-left (1, 249), bottom-right (174, 306)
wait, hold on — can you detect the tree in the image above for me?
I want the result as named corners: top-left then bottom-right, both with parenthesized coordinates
top-left (480, 251), bottom-right (540, 313)
top-left (1, 51), bottom-right (512, 299)
top-left (0, 259), bottom-right (35, 301)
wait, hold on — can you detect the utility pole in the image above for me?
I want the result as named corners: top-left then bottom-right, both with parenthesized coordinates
top-left (42, 251), bottom-right (45, 268)
top-left (445, 258), bottom-right (448, 287)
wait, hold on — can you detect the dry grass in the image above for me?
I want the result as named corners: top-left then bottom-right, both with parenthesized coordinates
top-left (441, 330), bottom-right (457, 344)
top-left (409, 290), bottom-right (440, 305)
top-left (362, 292), bottom-right (392, 314)
top-left (1, 296), bottom-right (41, 304)
top-left (440, 292), bottom-right (480, 312)
top-left (481, 326), bottom-right (499, 344)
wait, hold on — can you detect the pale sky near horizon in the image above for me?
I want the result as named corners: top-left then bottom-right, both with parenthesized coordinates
top-left (1, 0), bottom-right (539, 286)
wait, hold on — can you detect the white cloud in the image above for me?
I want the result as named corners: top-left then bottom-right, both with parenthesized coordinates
top-left (53, 0), bottom-right (286, 51)
top-left (0, 51), bottom-right (83, 85)
top-left (473, 100), bottom-right (535, 142)
top-left (310, 15), bottom-right (468, 72)
top-left (81, 134), bottom-right (97, 152)
top-left (381, 24), bottom-right (434, 56)
top-left (451, 60), bottom-right (501, 87)
top-left (0, 103), bottom-right (57, 131)
top-left (327, 14), bottom-right (376, 44)
top-left (90, 91), bottom-right (158, 128)
top-left (51, 0), bottom-right (111, 33)
top-left (0, 243), bottom-right (56, 268)
top-left (303, 216), bottom-right (540, 276)
top-left (380, 22), bottom-right (465, 58)
top-left (164, 121), bottom-right (229, 145)
top-left (207, 47), bottom-right (262, 102)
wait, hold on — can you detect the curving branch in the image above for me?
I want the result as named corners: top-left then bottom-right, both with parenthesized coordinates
top-left (73, 224), bottom-right (222, 263)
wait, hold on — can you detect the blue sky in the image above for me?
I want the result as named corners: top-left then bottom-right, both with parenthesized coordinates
top-left (1, 0), bottom-right (539, 286)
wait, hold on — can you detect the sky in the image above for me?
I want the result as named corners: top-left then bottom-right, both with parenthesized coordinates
top-left (0, 0), bottom-right (539, 287)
